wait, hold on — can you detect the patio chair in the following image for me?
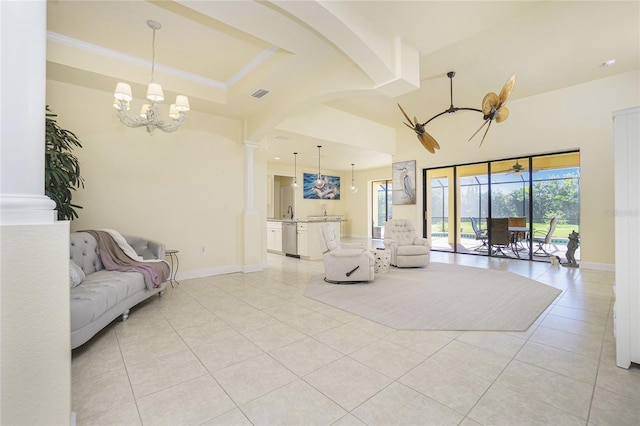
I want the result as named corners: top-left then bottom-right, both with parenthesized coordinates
top-left (469, 217), bottom-right (488, 251)
top-left (533, 217), bottom-right (557, 256)
top-left (489, 218), bottom-right (511, 257)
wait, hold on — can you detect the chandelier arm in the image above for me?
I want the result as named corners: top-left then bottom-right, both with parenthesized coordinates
top-left (155, 114), bottom-right (186, 133)
top-left (115, 99), bottom-right (185, 134)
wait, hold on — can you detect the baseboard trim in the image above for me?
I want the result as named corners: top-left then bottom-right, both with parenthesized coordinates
top-left (579, 261), bottom-right (615, 272)
top-left (175, 262), bottom-right (269, 280)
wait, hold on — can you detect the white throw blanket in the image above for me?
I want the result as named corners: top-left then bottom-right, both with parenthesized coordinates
top-left (101, 229), bottom-right (165, 263)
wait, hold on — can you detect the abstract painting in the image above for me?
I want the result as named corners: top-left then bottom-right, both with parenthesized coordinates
top-left (392, 160), bottom-right (416, 205)
top-left (303, 173), bottom-right (341, 200)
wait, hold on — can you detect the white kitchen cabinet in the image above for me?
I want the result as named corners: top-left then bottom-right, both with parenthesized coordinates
top-left (297, 222), bottom-right (309, 257)
top-left (267, 221), bottom-right (283, 253)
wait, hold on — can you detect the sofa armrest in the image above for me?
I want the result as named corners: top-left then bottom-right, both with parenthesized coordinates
top-left (124, 235), bottom-right (166, 260)
top-left (383, 238), bottom-right (398, 248)
top-left (413, 237), bottom-right (430, 247)
top-left (341, 242), bottom-right (365, 250)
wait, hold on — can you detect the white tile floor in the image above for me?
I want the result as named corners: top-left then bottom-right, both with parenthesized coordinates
top-left (71, 247), bottom-right (640, 425)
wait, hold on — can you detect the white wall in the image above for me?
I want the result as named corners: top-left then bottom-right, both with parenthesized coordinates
top-left (1, 223), bottom-right (70, 425)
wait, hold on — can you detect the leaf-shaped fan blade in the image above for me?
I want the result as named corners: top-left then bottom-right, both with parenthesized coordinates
top-left (482, 92), bottom-right (499, 116)
top-left (467, 119), bottom-right (489, 143)
top-left (417, 132), bottom-right (439, 154)
top-left (498, 75), bottom-right (516, 107)
top-left (495, 106), bottom-right (509, 123)
top-left (398, 104), bottom-right (415, 127)
top-left (478, 120), bottom-right (493, 147)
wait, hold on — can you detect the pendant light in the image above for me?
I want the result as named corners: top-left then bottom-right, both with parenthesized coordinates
top-left (315, 145), bottom-right (324, 188)
top-left (293, 152), bottom-right (298, 187)
top-left (350, 163), bottom-right (359, 193)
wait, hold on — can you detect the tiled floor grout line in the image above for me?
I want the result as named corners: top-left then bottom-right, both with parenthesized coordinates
top-left (74, 252), bottom-right (623, 425)
top-left (585, 298), bottom-right (615, 426)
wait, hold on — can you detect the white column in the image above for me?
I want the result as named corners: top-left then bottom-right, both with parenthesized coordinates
top-left (0, 2), bottom-right (71, 424)
top-left (0, 0), bottom-right (56, 225)
top-left (244, 143), bottom-right (259, 214)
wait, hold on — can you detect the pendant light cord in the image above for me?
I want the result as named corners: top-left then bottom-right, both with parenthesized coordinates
top-left (150, 27), bottom-right (156, 82)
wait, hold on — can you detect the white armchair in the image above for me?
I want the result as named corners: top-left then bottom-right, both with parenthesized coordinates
top-left (383, 219), bottom-right (430, 267)
top-left (317, 223), bottom-right (375, 283)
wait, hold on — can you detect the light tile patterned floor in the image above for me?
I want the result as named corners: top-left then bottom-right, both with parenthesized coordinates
top-left (71, 248), bottom-right (640, 425)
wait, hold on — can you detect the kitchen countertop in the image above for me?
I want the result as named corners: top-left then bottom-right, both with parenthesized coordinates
top-left (267, 217), bottom-right (346, 223)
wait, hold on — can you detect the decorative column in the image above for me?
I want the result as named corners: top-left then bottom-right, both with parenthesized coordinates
top-left (0, 2), bottom-right (71, 424)
top-left (244, 143), bottom-right (259, 214)
top-left (242, 142), bottom-right (263, 271)
top-left (0, 0), bottom-right (56, 224)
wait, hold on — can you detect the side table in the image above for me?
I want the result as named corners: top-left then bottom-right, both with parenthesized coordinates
top-left (371, 249), bottom-right (391, 274)
top-left (165, 249), bottom-right (180, 287)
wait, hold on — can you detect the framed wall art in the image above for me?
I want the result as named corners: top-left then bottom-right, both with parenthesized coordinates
top-left (303, 173), bottom-right (341, 200)
top-left (392, 160), bottom-right (416, 205)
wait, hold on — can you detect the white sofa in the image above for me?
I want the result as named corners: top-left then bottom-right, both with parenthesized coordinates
top-left (69, 232), bottom-right (167, 349)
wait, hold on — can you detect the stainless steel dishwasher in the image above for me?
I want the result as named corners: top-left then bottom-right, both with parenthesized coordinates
top-left (282, 222), bottom-right (299, 257)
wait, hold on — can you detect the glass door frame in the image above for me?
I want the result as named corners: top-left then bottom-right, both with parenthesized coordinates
top-left (423, 150), bottom-right (580, 261)
top-left (372, 179), bottom-right (392, 239)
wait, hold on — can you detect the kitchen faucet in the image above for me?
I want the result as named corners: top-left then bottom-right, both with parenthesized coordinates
top-left (287, 205), bottom-right (294, 219)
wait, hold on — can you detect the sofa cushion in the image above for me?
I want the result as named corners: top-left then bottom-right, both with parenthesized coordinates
top-left (70, 270), bottom-right (146, 332)
top-left (70, 232), bottom-right (103, 275)
top-left (397, 245), bottom-right (430, 256)
top-left (69, 260), bottom-right (85, 287)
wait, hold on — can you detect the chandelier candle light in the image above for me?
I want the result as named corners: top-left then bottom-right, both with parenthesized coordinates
top-left (113, 20), bottom-right (190, 135)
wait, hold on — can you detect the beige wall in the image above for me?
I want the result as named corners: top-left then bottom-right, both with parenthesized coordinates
top-left (49, 70), bottom-right (639, 274)
top-left (387, 70), bottom-right (639, 268)
top-left (47, 80), bottom-right (249, 276)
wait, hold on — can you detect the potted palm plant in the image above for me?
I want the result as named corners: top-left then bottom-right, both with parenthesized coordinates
top-left (45, 106), bottom-right (84, 220)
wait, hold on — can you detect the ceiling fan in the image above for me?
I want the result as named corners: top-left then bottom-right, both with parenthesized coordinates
top-left (507, 159), bottom-right (540, 175)
top-left (398, 72), bottom-right (516, 154)
top-left (509, 160), bottom-right (526, 175)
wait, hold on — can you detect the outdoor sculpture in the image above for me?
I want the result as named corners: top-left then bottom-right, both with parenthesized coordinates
top-left (563, 230), bottom-right (580, 268)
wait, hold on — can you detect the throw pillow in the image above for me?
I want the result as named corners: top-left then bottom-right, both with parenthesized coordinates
top-left (69, 260), bottom-right (85, 288)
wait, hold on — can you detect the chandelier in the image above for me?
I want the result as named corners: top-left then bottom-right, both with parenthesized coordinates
top-left (113, 20), bottom-right (190, 135)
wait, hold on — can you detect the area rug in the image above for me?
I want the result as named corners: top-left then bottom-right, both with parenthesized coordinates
top-left (304, 262), bottom-right (562, 331)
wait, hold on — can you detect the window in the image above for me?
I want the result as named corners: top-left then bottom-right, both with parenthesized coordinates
top-left (425, 151), bottom-right (580, 261)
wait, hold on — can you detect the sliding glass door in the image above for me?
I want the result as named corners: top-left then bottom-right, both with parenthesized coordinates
top-left (424, 151), bottom-right (580, 261)
top-left (458, 164), bottom-right (489, 254)
top-left (426, 168), bottom-right (454, 252)
top-left (372, 180), bottom-right (392, 239)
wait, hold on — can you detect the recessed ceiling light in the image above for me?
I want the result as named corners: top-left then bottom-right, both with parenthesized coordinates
top-left (601, 59), bottom-right (616, 67)
top-left (275, 157), bottom-right (280, 160)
